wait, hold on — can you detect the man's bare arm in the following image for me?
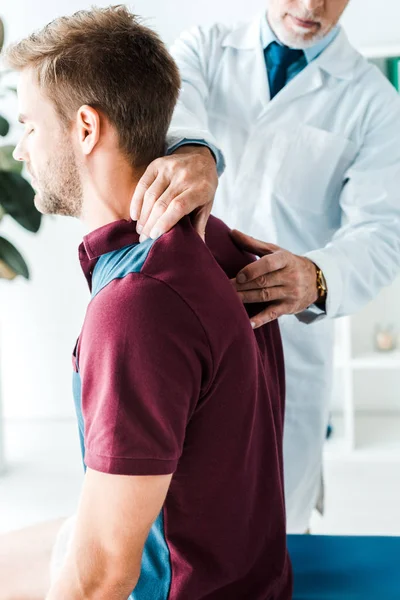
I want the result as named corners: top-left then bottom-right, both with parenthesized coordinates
top-left (46, 468), bottom-right (172, 600)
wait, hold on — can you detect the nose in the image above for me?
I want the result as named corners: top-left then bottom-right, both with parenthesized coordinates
top-left (13, 137), bottom-right (27, 163)
top-left (302, 0), bottom-right (324, 10)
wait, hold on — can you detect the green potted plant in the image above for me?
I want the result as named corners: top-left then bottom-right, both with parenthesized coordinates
top-left (0, 16), bottom-right (42, 473)
top-left (0, 15), bottom-right (42, 280)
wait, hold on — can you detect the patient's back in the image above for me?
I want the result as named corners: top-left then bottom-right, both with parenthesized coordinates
top-left (74, 214), bottom-right (292, 600)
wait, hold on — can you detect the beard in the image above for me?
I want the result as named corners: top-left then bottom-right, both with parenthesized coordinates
top-left (33, 142), bottom-right (83, 218)
top-left (269, 12), bottom-right (329, 50)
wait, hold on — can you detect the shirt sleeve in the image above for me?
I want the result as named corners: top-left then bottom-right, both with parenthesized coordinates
top-left (166, 25), bottom-right (226, 176)
top-left (167, 137), bottom-right (220, 167)
top-left (77, 273), bottom-right (212, 476)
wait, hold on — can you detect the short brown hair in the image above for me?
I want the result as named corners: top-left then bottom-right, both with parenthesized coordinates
top-left (4, 5), bottom-right (181, 167)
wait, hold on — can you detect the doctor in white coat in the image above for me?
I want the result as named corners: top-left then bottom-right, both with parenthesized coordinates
top-left (130, 0), bottom-right (400, 533)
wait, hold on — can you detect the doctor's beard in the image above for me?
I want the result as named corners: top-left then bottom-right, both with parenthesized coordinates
top-left (268, 10), bottom-right (332, 50)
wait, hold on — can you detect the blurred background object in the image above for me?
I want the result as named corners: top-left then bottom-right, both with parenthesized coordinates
top-left (0, 16), bottom-right (41, 282)
top-left (0, 14), bottom-right (42, 474)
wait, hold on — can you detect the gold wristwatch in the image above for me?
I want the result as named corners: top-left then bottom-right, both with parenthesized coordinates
top-left (316, 267), bottom-right (327, 304)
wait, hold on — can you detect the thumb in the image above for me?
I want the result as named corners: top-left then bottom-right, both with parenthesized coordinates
top-left (230, 229), bottom-right (280, 256)
top-left (191, 205), bottom-right (212, 242)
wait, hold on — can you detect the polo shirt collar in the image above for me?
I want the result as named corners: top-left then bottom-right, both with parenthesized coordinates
top-left (261, 13), bottom-right (340, 63)
top-left (78, 219), bottom-right (140, 288)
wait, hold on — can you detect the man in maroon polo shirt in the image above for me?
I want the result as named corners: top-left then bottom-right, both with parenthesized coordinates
top-left (2, 6), bottom-right (292, 599)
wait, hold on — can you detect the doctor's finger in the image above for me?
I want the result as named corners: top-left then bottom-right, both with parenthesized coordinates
top-left (145, 191), bottom-right (195, 240)
top-left (230, 229), bottom-right (281, 256)
top-left (130, 162), bottom-right (160, 221)
top-left (236, 252), bottom-right (287, 284)
top-left (231, 270), bottom-right (284, 291)
top-left (250, 302), bottom-right (287, 329)
top-left (137, 174), bottom-right (170, 235)
top-left (237, 286), bottom-right (285, 304)
top-left (137, 186), bottom-right (175, 240)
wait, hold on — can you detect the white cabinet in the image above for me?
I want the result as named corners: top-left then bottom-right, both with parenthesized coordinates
top-left (327, 277), bottom-right (400, 458)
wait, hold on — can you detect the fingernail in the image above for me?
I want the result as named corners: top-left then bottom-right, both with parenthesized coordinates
top-left (131, 211), bottom-right (138, 221)
top-left (136, 224), bottom-right (143, 234)
top-left (251, 321), bottom-right (256, 329)
top-left (150, 229), bottom-right (161, 240)
top-left (237, 274), bottom-right (246, 284)
top-left (139, 233), bottom-right (148, 243)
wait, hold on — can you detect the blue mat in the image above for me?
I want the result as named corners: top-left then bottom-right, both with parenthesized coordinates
top-left (288, 534), bottom-right (400, 599)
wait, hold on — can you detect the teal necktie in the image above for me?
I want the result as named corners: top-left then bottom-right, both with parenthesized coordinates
top-left (265, 41), bottom-right (304, 99)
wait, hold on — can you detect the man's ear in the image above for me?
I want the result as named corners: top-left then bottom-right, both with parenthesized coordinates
top-left (76, 105), bottom-right (100, 155)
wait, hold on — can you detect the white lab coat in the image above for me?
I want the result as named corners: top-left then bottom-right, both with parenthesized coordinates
top-left (167, 15), bottom-right (400, 532)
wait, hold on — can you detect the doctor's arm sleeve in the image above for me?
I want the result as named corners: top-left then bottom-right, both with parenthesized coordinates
top-left (304, 95), bottom-right (400, 320)
top-left (166, 25), bottom-right (225, 176)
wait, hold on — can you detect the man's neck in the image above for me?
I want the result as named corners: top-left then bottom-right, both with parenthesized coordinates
top-left (79, 166), bottom-right (146, 233)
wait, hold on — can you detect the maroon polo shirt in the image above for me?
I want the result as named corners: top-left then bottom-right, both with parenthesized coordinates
top-left (74, 214), bottom-right (292, 599)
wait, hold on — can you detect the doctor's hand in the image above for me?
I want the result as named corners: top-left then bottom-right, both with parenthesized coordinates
top-left (230, 230), bottom-right (319, 329)
top-left (130, 145), bottom-right (218, 242)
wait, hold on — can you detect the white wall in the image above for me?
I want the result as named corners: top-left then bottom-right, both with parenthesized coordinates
top-left (1, 0), bottom-right (400, 419)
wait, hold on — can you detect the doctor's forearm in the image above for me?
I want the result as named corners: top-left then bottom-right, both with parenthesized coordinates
top-left (306, 225), bottom-right (400, 318)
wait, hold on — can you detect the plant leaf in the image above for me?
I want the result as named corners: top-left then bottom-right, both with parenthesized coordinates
top-left (0, 115), bottom-right (10, 137)
top-left (0, 145), bottom-right (23, 173)
top-left (0, 18), bottom-right (4, 54)
top-left (0, 235), bottom-right (29, 279)
top-left (0, 258), bottom-right (17, 279)
top-left (0, 171), bottom-right (42, 232)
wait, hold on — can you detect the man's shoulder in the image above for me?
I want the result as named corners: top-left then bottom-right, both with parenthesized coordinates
top-left (90, 239), bottom-right (156, 300)
top-left (205, 215), bottom-right (256, 279)
top-left (85, 254), bottom-right (201, 340)
top-left (141, 215), bottom-right (255, 283)
top-left (86, 216), bottom-right (255, 328)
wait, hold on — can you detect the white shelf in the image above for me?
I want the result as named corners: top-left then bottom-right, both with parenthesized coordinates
top-left (359, 44), bottom-right (400, 59)
top-left (355, 413), bottom-right (400, 457)
top-left (351, 351), bottom-right (400, 370)
top-left (334, 350), bottom-right (400, 369)
top-left (325, 412), bottom-right (400, 459)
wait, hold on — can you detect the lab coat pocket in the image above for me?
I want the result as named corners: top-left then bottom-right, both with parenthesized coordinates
top-left (272, 124), bottom-right (358, 214)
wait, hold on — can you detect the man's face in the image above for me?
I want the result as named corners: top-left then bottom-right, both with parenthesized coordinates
top-left (13, 68), bottom-right (83, 218)
top-left (267, 0), bottom-right (350, 48)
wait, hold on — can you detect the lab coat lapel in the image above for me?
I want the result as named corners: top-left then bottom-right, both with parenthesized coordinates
top-left (223, 20), bottom-right (361, 120)
top-left (222, 16), bottom-right (271, 116)
top-left (223, 16), bottom-right (325, 118)
top-left (316, 28), bottom-right (361, 80)
top-left (257, 28), bottom-right (360, 119)
top-left (265, 62), bottom-right (324, 111)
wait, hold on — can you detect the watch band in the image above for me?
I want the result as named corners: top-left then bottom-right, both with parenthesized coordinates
top-left (316, 267), bottom-right (327, 301)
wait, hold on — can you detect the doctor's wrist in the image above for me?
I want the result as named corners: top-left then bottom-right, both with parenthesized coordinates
top-left (173, 143), bottom-right (216, 164)
top-left (314, 264), bottom-right (328, 310)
